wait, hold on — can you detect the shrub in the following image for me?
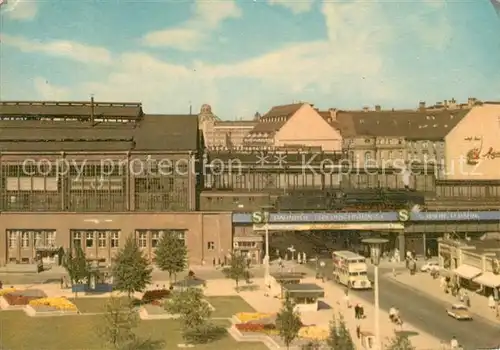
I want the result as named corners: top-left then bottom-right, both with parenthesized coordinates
top-left (142, 289), bottom-right (170, 303)
top-left (183, 323), bottom-right (226, 344)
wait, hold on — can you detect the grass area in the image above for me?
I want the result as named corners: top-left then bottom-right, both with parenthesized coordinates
top-left (69, 297), bottom-right (129, 313)
top-left (205, 296), bottom-right (256, 318)
top-left (0, 310), bottom-right (268, 350)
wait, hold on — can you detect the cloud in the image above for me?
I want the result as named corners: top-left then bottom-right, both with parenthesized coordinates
top-left (2, 0), bottom-right (38, 21)
top-left (12, 0), bottom-right (461, 117)
top-left (33, 77), bottom-right (69, 100)
top-left (1, 34), bottom-right (112, 64)
top-left (142, 28), bottom-right (205, 50)
top-left (142, 0), bottom-right (241, 50)
top-left (268, 0), bottom-right (314, 14)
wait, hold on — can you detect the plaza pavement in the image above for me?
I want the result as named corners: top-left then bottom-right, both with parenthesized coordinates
top-left (6, 272), bottom-right (442, 350)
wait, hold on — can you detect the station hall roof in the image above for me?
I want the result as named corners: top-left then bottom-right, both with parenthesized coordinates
top-left (0, 101), bottom-right (199, 152)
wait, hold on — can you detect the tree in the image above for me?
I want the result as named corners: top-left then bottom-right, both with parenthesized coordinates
top-left (99, 296), bottom-right (137, 349)
top-left (326, 313), bottom-right (355, 350)
top-left (112, 236), bottom-right (152, 298)
top-left (99, 296), bottom-right (164, 350)
top-left (63, 245), bottom-right (91, 297)
top-left (165, 287), bottom-right (225, 344)
top-left (275, 294), bottom-right (302, 349)
top-left (385, 332), bottom-right (416, 350)
top-left (222, 252), bottom-right (248, 291)
top-left (155, 232), bottom-right (187, 285)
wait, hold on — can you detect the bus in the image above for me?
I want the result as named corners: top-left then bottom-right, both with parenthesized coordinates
top-left (332, 250), bottom-right (372, 289)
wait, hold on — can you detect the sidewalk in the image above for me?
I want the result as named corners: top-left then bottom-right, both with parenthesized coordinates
top-left (387, 271), bottom-right (500, 324)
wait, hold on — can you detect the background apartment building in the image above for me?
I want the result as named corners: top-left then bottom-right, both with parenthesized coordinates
top-left (198, 104), bottom-right (257, 149)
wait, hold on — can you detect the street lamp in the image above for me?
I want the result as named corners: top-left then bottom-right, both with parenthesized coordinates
top-left (362, 238), bottom-right (388, 350)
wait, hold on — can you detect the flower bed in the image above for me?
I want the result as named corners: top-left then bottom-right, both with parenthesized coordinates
top-left (235, 323), bottom-right (278, 335)
top-left (235, 312), bottom-right (273, 323)
top-left (298, 326), bottom-right (329, 341)
top-left (3, 294), bottom-right (40, 306)
top-left (29, 297), bottom-right (78, 312)
top-left (142, 289), bottom-right (171, 304)
top-left (0, 288), bottom-right (16, 297)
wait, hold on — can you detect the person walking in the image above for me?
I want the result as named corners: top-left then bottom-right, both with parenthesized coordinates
top-left (450, 336), bottom-right (459, 349)
top-left (489, 295), bottom-right (496, 310)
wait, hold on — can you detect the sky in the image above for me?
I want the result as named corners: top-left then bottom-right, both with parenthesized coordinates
top-left (1, 0), bottom-right (500, 119)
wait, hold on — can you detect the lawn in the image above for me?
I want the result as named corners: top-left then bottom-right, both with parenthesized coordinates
top-left (69, 295), bottom-right (255, 317)
top-left (205, 296), bottom-right (256, 318)
top-left (69, 297), bottom-right (129, 313)
top-left (0, 311), bottom-right (268, 350)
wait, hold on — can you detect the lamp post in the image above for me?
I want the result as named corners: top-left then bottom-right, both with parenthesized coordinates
top-left (264, 222), bottom-right (270, 284)
top-left (253, 207), bottom-right (272, 285)
top-left (362, 238), bottom-right (388, 350)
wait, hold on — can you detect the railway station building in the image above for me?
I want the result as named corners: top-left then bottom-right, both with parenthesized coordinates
top-left (1, 100), bottom-right (500, 269)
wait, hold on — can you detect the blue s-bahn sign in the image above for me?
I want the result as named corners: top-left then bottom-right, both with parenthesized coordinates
top-left (232, 211), bottom-right (500, 224)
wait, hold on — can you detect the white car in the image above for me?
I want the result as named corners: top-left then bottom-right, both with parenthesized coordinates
top-left (446, 303), bottom-right (472, 320)
top-left (420, 261), bottom-right (439, 272)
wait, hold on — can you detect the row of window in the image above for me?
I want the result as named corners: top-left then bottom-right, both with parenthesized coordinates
top-left (1, 164), bottom-right (189, 177)
top-left (7, 230), bottom-right (56, 249)
top-left (2, 176), bottom-right (178, 192)
top-left (7, 229), bottom-right (187, 249)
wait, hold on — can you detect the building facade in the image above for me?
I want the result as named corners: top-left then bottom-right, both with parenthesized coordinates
top-left (438, 236), bottom-right (500, 296)
top-left (198, 104), bottom-right (257, 149)
top-left (3, 99), bottom-right (500, 268)
top-left (445, 103), bottom-right (500, 180)
top-left (0, 100), bottom-right (232, 266)
top-left (336, 103), bottom-right (470, 178)
top-left (244, 103), bottom-right (342, 151)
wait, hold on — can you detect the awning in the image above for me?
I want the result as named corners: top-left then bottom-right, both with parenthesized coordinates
top-left (453, 265), bottom-right (482, 279)
top-left (473, 272), bottom-right (500, 288)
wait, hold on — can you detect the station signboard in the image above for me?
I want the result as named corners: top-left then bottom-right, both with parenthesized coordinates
top-left (233, 211), bottom-right (500, 224)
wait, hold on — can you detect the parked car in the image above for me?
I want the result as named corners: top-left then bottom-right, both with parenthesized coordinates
top-left (420, 261), bottom-right (440, 272)
top-left (446, 303), bottom-right (472, 320)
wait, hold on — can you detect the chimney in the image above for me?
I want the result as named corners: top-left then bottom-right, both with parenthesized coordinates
top-left (419, 101), bottom-right (426, 111)
top-left (362, 106), bottom-right (370, 112)
top-left (375, 105), bottom-right (381, 112)
top-left (328, 108), bottom-right (338, 121)
top-left (90, 95), bottom-right (95, 124)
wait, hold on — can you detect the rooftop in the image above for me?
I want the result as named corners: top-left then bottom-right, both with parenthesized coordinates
top-left (248, 103), bottom-right (304, 135)
top-left (0, 100), bottom-right (199, 152)
top-left (336, 109), bottom-right (470, 140)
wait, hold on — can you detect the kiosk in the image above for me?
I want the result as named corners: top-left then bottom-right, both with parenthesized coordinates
top-left (282, 283), bottom-right (324, 312)
top-left (269, 272), bottom-right (305, 298)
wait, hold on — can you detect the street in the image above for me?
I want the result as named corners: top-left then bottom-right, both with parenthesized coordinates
top-left (355, 267), bottom-right (499, 349)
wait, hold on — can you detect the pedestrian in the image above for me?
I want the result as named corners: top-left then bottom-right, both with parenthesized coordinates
top-left (213, 258), bottom-right (216, 267)
top-left (344, 289), bottom-right (351, 308)
top-left (489, 295), bottom-right (496, 310)
top-left (450, 336), bottom-right (458, 349)
top-left (359, 304), bottom-right (365, 318)
top-left (354, 304), bottom-right (359, 319)
top-left (0, 280), bottom-right (3, 289)
top-left (356, 325), bottom-right (361, 339)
